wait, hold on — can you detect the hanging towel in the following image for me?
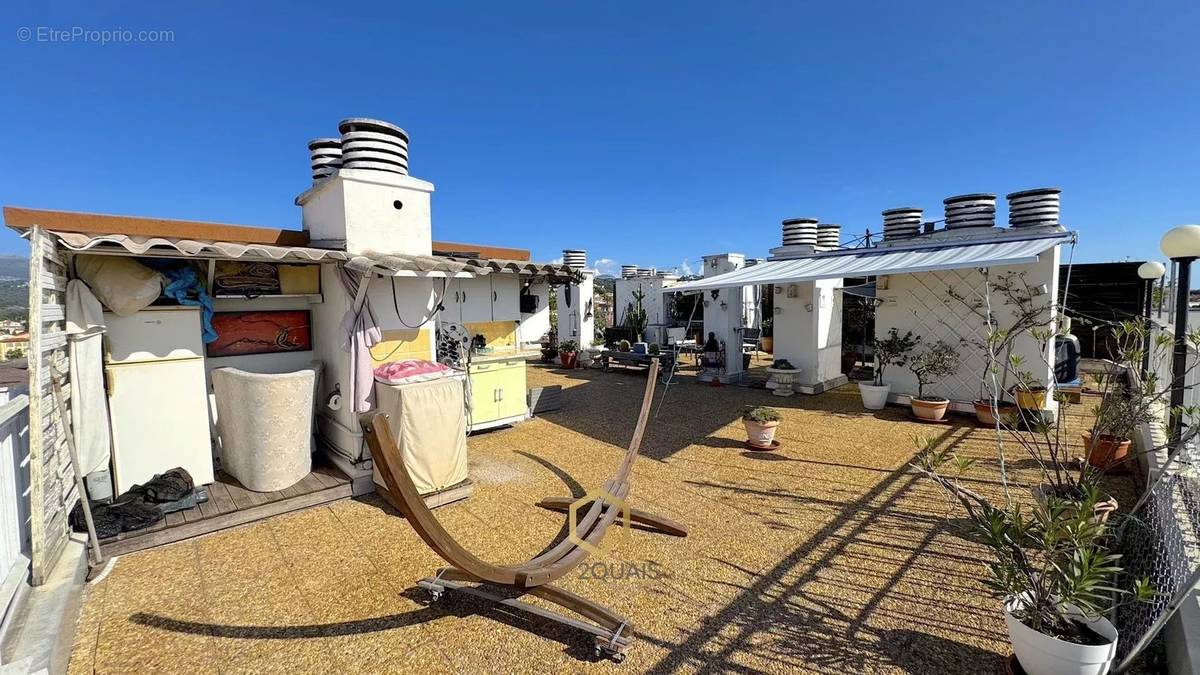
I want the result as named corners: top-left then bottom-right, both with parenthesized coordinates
top-left (66, 279), bottom-right (112, 476)
top-left (339, 267), bottom-right (382, 413)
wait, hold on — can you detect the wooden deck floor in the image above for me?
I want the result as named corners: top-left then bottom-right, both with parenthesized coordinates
top-left (99, 458), bottom-right (352, 557)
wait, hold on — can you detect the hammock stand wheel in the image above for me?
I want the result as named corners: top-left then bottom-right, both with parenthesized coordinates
top-left (364, 359), bottom-right (687, 661)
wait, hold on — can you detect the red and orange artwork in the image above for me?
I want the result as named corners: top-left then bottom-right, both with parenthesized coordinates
top-left (206, 310), bottom-right (312, 357)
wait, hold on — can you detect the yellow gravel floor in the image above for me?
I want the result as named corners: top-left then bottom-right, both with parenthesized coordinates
top-left (67, 361), bottom-right (1131, 674)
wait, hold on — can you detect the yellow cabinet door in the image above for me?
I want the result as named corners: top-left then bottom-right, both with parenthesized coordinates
top-left (494, 361), bottom-right (528, 420)
top-left (469, 366), bottom-right (499, 424)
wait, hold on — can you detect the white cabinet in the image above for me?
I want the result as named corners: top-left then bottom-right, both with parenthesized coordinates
top-left (459, 277), bottom-right (494, 324)
top-left (489, 275), bottom-right (521, 322)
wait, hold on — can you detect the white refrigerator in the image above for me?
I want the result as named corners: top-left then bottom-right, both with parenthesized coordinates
top-left (104, 306), bottom-right (214, 493)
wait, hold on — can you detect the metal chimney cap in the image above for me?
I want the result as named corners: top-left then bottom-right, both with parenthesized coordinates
top-left (943, 193), bottom-right (997, 204)
top-left (308, 138), bottom-right (342, 150)
top-left (337, 118), bottom-right (410, 142)
top-left (781, 217), bottom-right (819, 225)
top-left (881, 207), bottom-right (922, 215)
top-left (1006, 187), bottom-right (1062, 200)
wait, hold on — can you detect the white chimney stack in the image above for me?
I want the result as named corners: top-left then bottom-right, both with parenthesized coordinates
top-left (881, 207), bottom-right (922, 240)
top-left (297, 118), bottom-right (434, 256)
top-left (562, 249), bottom-right (587, 270)
top-left (781, 218), bottom-right (819, 247)
top-left (816, 224), bottom-right (841, 251)
top-left (1007, 187), bottom-right (1061, 228)
top-left (943, 193), bottom-right (997, 230)
top-left (308, 138), bottom-right (342, 183)
top-left (620, 264), bottom-right (638, 278)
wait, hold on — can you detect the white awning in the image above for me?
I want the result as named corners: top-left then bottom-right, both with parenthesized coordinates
top-left (670, 231), bottom-right (1075, 292)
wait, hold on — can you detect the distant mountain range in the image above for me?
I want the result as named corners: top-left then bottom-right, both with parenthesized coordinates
top-left (0, 255), bottom-right (27, 280)
top-left (0, 255), bottom-right (28, 322)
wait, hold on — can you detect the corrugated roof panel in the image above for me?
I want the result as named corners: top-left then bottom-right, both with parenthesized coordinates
top-left (41, 230), bottom-right (574, 280)
top-left (670, 232), bottom-right (1075, 292)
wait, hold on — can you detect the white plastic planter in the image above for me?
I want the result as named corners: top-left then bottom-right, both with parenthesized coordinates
top-left (1003, 596), bottom-right (1118, 675)
top-left (858, 382), bottom-right (890, 410)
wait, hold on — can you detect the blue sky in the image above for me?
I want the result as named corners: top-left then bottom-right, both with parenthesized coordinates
top-left (2, 1), bottom-right (1197, 275)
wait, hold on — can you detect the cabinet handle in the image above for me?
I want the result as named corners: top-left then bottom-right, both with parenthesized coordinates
top-left (498, 388), bottom-right (503, 401)
top-left (493, 388), bottom-right (499, 402)
top-left (494, 291), bottom-right (497, 302)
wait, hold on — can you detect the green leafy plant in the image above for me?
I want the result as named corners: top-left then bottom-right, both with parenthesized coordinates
top-left (558, 340), bottom-right (579, 353)
top-left (617, 339), bottom-right (631, 352)
top-left (908, 340), bottom-right (960, 401)
top-left (761, 317), bottom-right (773, 338)
top-left (622, 287), bottom-right (649, 343)
top-left (917, 443), bottom-right (1153, 644)
top-left (742, 406), bottom-right (782, 424)
top-left (871, 328), bottom-right (919, 386)
top-left (648, 343), bottom-right (661, 355)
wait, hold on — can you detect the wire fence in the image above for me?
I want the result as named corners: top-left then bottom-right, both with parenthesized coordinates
top-left (1112, 322), bottom-right (1200, 670)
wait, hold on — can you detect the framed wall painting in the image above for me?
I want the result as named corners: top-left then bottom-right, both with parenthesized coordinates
top-left (206, 310), bottom-right (312, 357)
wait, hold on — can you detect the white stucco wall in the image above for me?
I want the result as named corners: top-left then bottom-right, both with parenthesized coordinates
top-left (872, 247), bottom-right (1060, 403)
top-left (517, 279), bottom-right (551, 348)
top-left (556, 272), bottom-right (594, 344)
top-left (772, 279), bottom-right (844, 386)
top-left (311, 264), bottom-right (439, 462)
top-left (701, 285), bottom-right (745, 380)
top-left (615, 276), bottom-right (678, 343)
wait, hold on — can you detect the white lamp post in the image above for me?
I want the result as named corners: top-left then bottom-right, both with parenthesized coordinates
top-left (1159, 226), bottom-right (1200, 439)
top-left (1138, 261), bottom-right (1167, 375)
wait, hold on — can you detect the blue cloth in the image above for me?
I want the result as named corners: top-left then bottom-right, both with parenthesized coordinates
top-left (138, 260), bottom-right (218, 343)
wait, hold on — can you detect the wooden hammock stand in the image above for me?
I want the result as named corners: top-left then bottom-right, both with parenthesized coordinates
top-left (364, 359), bottom-right (688, 661)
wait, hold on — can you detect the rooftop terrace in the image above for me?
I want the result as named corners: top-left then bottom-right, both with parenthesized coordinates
top-left (66, 360), bottom-right (1134, 674)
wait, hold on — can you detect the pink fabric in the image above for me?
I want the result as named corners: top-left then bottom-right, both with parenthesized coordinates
top-left (338, 268), bottom-right (382, 413)
top-left (374, 359), bottom-right (451, 385)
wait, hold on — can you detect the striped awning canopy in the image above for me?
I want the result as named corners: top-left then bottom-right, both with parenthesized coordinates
top-left (670, 230), bottom-right (1075, 292)
top-left (41, 230), bottom-right (574, 280)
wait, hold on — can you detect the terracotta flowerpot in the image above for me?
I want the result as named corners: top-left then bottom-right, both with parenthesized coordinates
top-left (559, 352), bottom-right (578, 369)
top-left (911, 397), bottom-right (950, 421)
top-left (743, 420), bottom-right (779, 449)
top-left (761, 336), bottom-right (774, 353)
top-left (1082, 432), bottom-right (1131, 471)
top-left (974, 400), bottom-right (1018, 426)
top-left (1015, 389), bottom-right (1048, 410)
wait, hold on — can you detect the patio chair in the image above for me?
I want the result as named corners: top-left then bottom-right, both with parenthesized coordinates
top-left (364, 359), bottom-right (687, 661)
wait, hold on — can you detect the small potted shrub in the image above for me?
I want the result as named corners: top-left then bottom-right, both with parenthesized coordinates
top-left (617, 339), bottom-right (631, 353)
top-left (648, 343), bottom-right (661, 355)
top-left (1013, 384), bottom-right (1049, 411)
top-left (860, 328), bottom-right (918, 410)
top-left (918, 448), bottom-right (1152, 675)
top-left (742, 406), bottom-right (781, 449)
top-left (907, 340), bottom-right (961, 421)
top-left (761, 318), bottom-right (774, 354)
top-left (623, 288), bottom-right (649, 353)
top-left (1084, 389), bottom-right (1149, 471)
top-left (540, 343), bottom-right (559, 363)
top-left (558, 340), bottom-right (579, 369)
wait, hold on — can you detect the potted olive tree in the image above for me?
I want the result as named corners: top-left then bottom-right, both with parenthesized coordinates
top-left (742, 405), bottom-right (781, 449)
top-left (760, 317), bottom-right (774, 354)
top-left (859, 328), bottom-right (918, 410)
top-left (907, 340), bottom-right (961, 421)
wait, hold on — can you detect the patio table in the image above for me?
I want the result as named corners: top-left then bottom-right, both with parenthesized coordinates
top-left (601, 349), bottom-right (675, 382)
